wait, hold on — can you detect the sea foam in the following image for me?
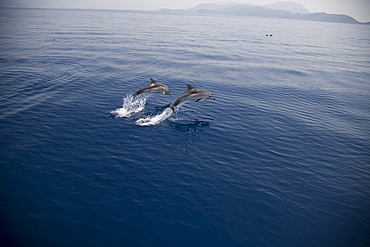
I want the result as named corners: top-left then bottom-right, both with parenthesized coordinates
top-left (110, 94), bottom-right (148, 118)
top-left (135, 108), bottom-right (173, 126)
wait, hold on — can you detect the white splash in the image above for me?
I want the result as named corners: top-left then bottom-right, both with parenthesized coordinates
top-left (135, 108), bottom-right (173, 126)
top-left (110, 94), bottom-right (148, 118)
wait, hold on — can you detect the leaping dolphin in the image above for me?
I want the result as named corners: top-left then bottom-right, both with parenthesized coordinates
top-left (169, 84), bottom-right (215, 112)
top-left (132, 78), bottom-right (171, 96)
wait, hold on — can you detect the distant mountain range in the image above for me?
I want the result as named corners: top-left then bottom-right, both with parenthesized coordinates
top-left (160, 2), bottom-right (369, 25)
top-left (187, 2), bottom-right (310, 14)
top-left (0, 0), bottom-right (25, 8)
top-left (0, 0), bottom-right (368, 24)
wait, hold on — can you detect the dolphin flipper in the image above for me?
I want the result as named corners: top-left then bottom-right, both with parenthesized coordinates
top-left (195, 98), bottom-right (206, 102)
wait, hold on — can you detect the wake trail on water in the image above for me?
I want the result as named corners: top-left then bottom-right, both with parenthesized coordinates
top-left (135, 102), bottom-right (187, 126)
top-left (110, 94), bottom-right (148, 118)
top-left (135, 108), bottom-right (173, 126)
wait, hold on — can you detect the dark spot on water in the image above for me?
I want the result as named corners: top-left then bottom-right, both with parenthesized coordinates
top-left (170, 120), bottom-right (210, 132)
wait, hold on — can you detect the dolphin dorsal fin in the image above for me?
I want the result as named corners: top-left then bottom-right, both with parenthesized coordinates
top-left (186, 84), bottom-right (194, 90)
top-left (150, 78), bottom-right (157, 84)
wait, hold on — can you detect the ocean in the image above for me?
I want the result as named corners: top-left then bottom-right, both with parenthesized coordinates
top-left (0, 8), bottom-right (369, 246)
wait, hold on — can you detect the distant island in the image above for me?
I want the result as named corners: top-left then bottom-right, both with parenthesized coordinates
top-left (1, 0), bottom-right (368, 25)
top-left (159, 2), bottom-right (369, 25)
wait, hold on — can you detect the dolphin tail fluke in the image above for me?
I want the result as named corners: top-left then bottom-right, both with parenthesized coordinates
top-left (132, 92), bottom-right (138, 97)
top-left (169, 106), bottom-right (176, 112)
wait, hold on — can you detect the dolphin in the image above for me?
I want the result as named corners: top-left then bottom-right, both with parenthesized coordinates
top-left (132, 78), bottom-right (171, 96)
top-left (169, 84), bottom-right (215, 112)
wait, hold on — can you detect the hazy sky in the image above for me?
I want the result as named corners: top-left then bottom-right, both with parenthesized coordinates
top-left (14, 0), bottom-right (370, 22)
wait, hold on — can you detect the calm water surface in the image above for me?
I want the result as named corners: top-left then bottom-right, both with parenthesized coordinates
top-left (0, 8), bottom-right (370, 246)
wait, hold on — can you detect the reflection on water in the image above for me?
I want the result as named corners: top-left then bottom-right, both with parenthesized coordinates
top-left (170, 120), bottom-right (211, 132)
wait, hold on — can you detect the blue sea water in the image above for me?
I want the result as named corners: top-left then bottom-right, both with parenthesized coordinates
top-left (1, 7), bottom-right (370, 246)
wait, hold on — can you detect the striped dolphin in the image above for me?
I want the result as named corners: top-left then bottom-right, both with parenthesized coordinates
top-left (132, 78), bottom-right (171, 96)
top-left (169, 84), bottom-right (215, 112)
